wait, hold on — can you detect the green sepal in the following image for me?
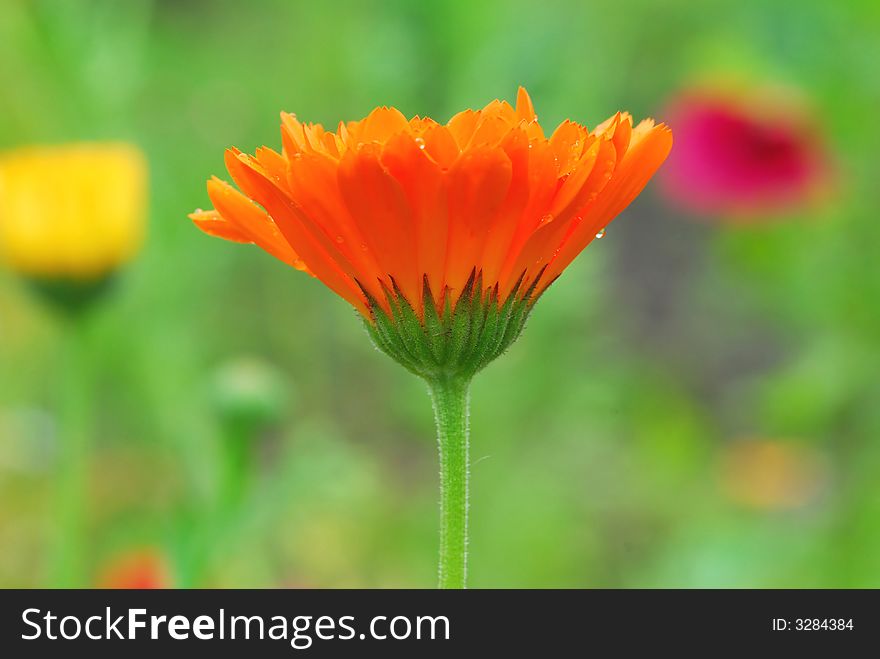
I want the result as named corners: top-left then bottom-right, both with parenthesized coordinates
top-left (421, 274), bottom-right (447, 364)
top-left (361, 270), bottom-right (544, 381)
top-left (26, 274), bottom-right (115, 318)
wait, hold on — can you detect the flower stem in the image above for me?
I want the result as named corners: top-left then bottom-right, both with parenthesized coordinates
top-left (428, 376), bottom-right (470, 589)
top-left (52, 314), bottom-right (92, 587)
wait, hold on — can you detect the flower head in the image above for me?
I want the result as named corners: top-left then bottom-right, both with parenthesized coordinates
top-left (659, 88), bottom-right (830, 217)
top-left (192, 89), bottom-right (671, 377)
top-left (0, 143), bottom-right (148, 281)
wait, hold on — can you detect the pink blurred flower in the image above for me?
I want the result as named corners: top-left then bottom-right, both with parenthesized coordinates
top-left (660, 88), bottom-right (831, 218)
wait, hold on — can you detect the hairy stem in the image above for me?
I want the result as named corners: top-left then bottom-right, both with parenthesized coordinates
top-left (428, 376), bottom-right (470, 589)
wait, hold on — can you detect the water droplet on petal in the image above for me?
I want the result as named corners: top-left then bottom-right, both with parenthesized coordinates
top-left (539, 213), bottom-right (553, 225)
top-left (335, 235), bottom-right (344, 244)
top-left (415, 137), bottom-right (426, 150)
top-left (595, 228), bottom-right (606, 239)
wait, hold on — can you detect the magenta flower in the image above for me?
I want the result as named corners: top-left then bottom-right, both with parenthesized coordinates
top-left (660, 89), bottom-right (831, 218)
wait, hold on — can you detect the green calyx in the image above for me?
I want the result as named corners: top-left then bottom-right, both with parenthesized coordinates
top-left (361, 269), bottom-right (547, 381)
top-left (27, 274), bottom-right (116, 317)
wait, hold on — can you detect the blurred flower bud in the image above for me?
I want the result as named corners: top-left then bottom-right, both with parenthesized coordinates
top-left (209, 356), bottom-right (289, 431)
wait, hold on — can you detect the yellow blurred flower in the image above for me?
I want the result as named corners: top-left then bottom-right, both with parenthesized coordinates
top-left (719, 438), bottom-right (830, 511)
top-left (0, 143), bottom-right (147, 280)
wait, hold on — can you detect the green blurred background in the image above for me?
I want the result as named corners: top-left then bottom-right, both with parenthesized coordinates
top-left (1, 0), bottom-right (879, 588)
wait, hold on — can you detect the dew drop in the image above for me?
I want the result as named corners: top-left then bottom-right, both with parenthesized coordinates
top-left (595, 228), bottom-right (606, 239)
top-left (335, 235), bottom-right (345, 244)
top-left (539, 213), bottom-right (553, 225)
top-left (194, 208), bottom-right (203, 214)
top-left (415, 137), bottom-right (426, 150)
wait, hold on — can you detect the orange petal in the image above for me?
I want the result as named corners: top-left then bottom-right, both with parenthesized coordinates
top-left (543, 123), bottom-right (673, 284)
top-left (611, 113), bottom-right (633, 159)
top-left (337, 145), bottom-right (420, 303)
top-left (592, 113), bottom-right (616, 135)
top-left (286, 151), bottom-right (385, 301)
top-left (593, 112), bottom-right (633, 161)
top-left (444, 146), bottom-right (513, 295)
top-left (189, 209), bottom-right (251, 243)
top-left (206, 177), bottom-right (305, 270)
top-left (420, 124), bottom-right (460, 169)
top-left (225, 150), bottom-right (369, 314)
top-left (550, 140), bottom-right (617, 222)
top-left (354, 106), bottom-right (411, 144)
top-left (447, 109), bottom-right (480, 148)
top-left (515, 87), bottom-right (537, 122)
top-left (550, 120), bottom-right (592, 175)
top-left (466, 114), bottom-right (513, 149)
top-left (628, 118), bottom-right (658, 147)
top-left (479, 127), bottom-right (532, 286)
top-left (501, 139), bottom-right (617, 298)
top-left (381, 133), bottom-right (450, 307)
top-left (495, 139), bottom-right (560, 279)
top-left (280, 112), bottom-right (307, 156)
top-left (409, 116), bottom-right (439, 133)
top-left (254, 147), bottom-right (291, 189)
top-left (478, 99), bottom-right (516, 125)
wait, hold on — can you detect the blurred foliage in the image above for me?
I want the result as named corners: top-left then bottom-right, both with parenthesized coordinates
top-left (0, 0), bottom-right (879, 587)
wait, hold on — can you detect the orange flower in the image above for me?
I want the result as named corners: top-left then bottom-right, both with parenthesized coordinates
top-left (96, 549), bottom-right (171, 589)
top-left (190, 88), bottom-right (671, 320)
top-left (191, 89), bottom-right (672, 587)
